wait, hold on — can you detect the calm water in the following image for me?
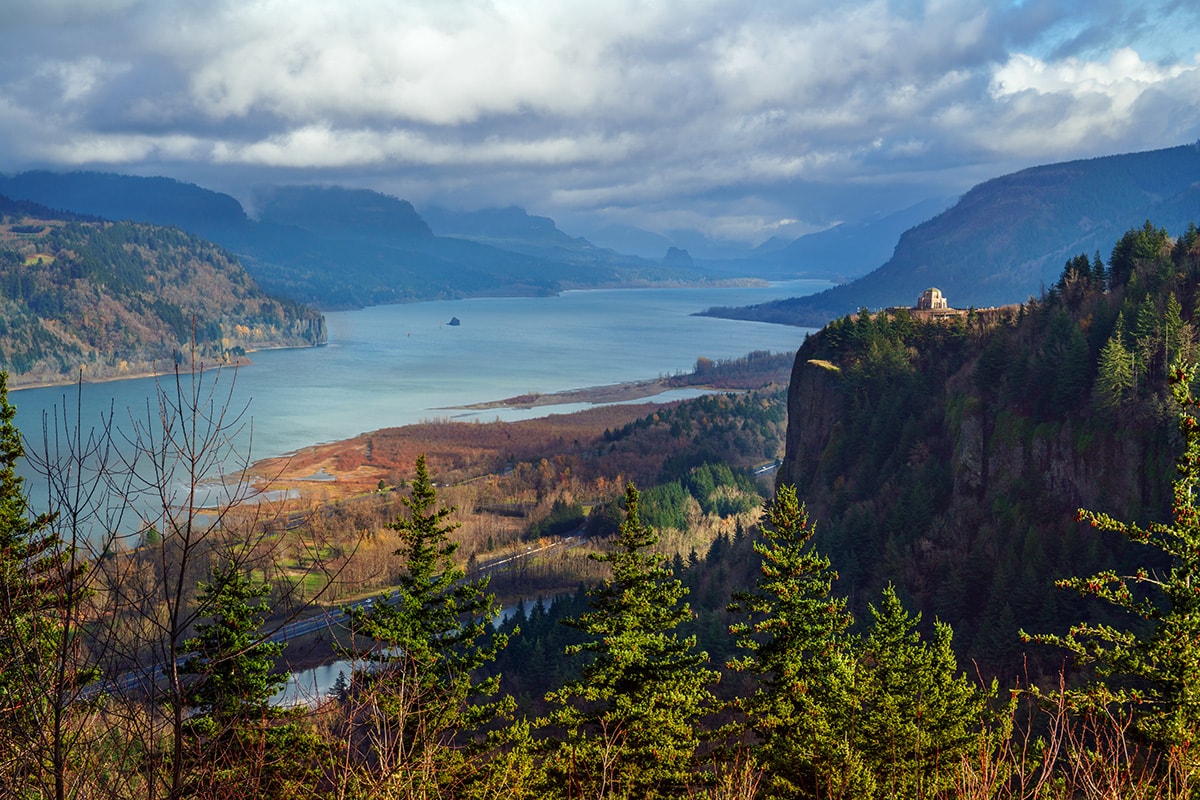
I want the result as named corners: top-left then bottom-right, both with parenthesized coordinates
top-left (13, 281), bottom-right (824, 466)
top-left (13, 280), bottom-right (825, 700)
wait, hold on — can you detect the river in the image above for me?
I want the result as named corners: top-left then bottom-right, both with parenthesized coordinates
top-left (13, 280), bottom-right (825, 467)
top-left (13, 279), bottom-right (828, 704)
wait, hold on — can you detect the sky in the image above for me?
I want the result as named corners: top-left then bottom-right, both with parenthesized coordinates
top-left (1, 0), bottom-right (1198, 252)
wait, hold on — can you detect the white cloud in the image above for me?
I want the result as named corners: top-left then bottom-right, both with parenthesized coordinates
top-left (33, 133), bottom-right (210, 164)
top-left (211, 124), bottom-right (640, 168)
top-left (984, 48), bottom-right (1200, 154)
top-left (0, 0), bottom-right (1198, 244)
top-left (168, 0), bottom-right (687, 125)
top-left (38, 57), bottom-right (129, 103)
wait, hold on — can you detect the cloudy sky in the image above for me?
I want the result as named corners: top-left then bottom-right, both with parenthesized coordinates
top-left (1, 0), bottom-right (1198, 249)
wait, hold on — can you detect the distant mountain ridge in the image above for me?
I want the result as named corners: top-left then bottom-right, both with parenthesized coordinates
top-left (0, 195), bottom-right (324, 387)
top-left (0, 170), bottom-right (248, 235)
top-left (702, 142), bottom-right (1200, 326)
top-left (760, 197), bottom-right (955, 280)
top-left (0, 172), bottom-right (694, 309)
top-left (256, 185), bottom-right (432, 239)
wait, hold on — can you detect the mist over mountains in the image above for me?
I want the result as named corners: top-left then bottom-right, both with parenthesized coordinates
top-left (3, 142), bottom-right (1199, 320)
top-left (0, 172), bottom-right (691, 309)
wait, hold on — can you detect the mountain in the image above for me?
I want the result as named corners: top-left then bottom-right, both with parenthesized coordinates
top-left (774, 221), bottom-right (1200, 673)
top-left (0, 170), bottom-right (248, 238)
top-left (0, 172), bottom-right (698, 309)
top-left (758, 196), bottom-right (955, 280)
top-left (256, 185), bottom-right (432, 239)
top-left (0, 195), bottom-right (325, 387)
top-left (703, 142), bottom-right (1200, 326)
top-left (582, 223), bottom-right (676, 260)
top-left (422, 204), bottom-right (566, 241)
top-left (421, 204), bottom-right (666, 274)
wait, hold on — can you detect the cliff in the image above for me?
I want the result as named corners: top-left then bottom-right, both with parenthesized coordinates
top-left (777, 224), bottom-right (1199, 674)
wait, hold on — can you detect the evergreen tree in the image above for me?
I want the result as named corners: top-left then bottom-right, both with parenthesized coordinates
top-left (0, 371), bottom-right (85, 792)
top-left (181, 562), bottom-right (286, 723)
top-left (855, 585), bottom-right (988, 799)
top-left (1164, 292), bottom-right (1191, 366)
top-left (342, 454), bottom-right (510, 794)
top-left (1096, 313), bottom-right (1135, 408)
top-left (179, 562), bottom-right (294, 796)
top-left (727, 484), bottom-right (863, 798)
top-left (1109, 220), bottom-right (1170, 288)
top-left (1029, 361), bottom-right (1200, 769)
top-left (544, 482), bottom-right (718, 799)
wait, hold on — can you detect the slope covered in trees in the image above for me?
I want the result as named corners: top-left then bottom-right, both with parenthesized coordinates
top-left (777, 220), bottom-right (1200, 678)
top-left (0, 200), bottom-right (325, 386)
top-left (0, 171), bottom-right (699, 309)
top-left (703, 142), bottom-right (1200, 326)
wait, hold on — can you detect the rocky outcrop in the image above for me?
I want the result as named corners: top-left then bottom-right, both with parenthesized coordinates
top-left (779, 356), bottom-right (843, 497)
top-left (775, 312), bottom-right (1176, 673)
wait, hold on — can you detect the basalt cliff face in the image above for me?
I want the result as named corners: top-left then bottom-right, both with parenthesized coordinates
top-left (781, 354), bottom-right (1167, 526)
top-left (775, 279), bottom-right (1186, 675)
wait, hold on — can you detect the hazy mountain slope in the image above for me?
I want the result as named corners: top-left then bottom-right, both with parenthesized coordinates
top-left (0, 172), bottom-right (696, 309)
top-left (256, 185), bottom-right (432, 239)
top-left (0, 197), bottom-right (325, 387)
top-left (764, 196), bottom-right (955, 279)
top-left (0, 170), bottom-right (248, 236)
top-left (704, 143), bottom-right (1200, 326)
top-left (421, 204), bottom-right (667, 273)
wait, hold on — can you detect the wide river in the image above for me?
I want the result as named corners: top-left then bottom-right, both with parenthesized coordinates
top-left (14, 279), bottom-right (827, 705)
top-left (13, 280), bottom-right (825, 473)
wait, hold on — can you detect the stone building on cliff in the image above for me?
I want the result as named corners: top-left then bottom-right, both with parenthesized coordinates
top-left (917, 287), bottom-right (948, 310)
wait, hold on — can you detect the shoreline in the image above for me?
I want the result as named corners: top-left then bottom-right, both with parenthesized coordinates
top-left (440, 377), bottom-right (680, 410)
top-left (7, 340), bottom-right (324, 393)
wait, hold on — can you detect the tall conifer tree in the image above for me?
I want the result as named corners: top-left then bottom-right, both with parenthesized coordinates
top-left (855, 586), bottom-right (986, 798)
top-left (181, 563), bottom-right (286, 723)
top-left (0, 372), bottom-right (84, 792)
top-left (727, 484), bottom-right (863, 798)
top-left (544, 482), bottom-right (718, 799)
top-left (342, 454), bottom-right (510, 794)
top-left (179, 562), bottom-right (291, 795)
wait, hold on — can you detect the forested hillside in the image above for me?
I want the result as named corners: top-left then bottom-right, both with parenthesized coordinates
top-left (704, 142), bottom-right (1200, 325)
top-left (0, 197), bottom-right (325, 386)
top-left (0, 171), bottom-right (698, 309)
top-left (778, 220), bottom-right (1200, 677)
top-left (6, 222), bottom-right (1200, 795)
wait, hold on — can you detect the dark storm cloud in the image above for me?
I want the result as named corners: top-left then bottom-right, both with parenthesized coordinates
top-left (0, 0), bottom-right (1197, 244)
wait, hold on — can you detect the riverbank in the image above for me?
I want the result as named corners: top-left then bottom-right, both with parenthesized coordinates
top-left (248, 351), bottom-right (793, 498)
top-left (6, 337), bottom-right (327, 392)
top-left (442, 377), bottom-right (677, 410)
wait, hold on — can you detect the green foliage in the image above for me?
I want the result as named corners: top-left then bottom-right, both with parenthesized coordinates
top-left (543, 482), bottom-right (719, 799)
top-left (727, 485), bottom-right (863, 798)
top-left (855, 585), bottom-right (990, 798)
top-left (0, 371), bottom-right (83, 786)
top-left (1095, 313), bottom-right (1136, 408)
top-left (1029, 361), bottom-right (1200, 758)
top-left (527, 497), bottom-right (587, 540)
top-left (179, 563), bottom-right (300, 797)
top-left (1110, 220), bottom-right (1171, 289)
top-left (181, 562), bottom-right (287, 723)
top-left (342, 453), bottom-right (511, 790)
